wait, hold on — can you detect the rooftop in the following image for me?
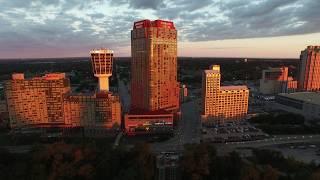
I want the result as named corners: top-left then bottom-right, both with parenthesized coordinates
top-left (90, 48), bottom-right (114, 54)
top-left (204, 70), bottom-right (220, 74)
top-left (278, 92), bottom-right (320, 105)
top-left (12, 73), bottom-right (66, 80)
top-left (133, 19), bottom-right (175, 29)
top-left (128, 108), bottom-right (172, 115)
top-left (220, 85), bottom-right (248, 91)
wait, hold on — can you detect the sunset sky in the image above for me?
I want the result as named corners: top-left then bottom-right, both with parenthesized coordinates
top-left (0, 0), bottom-right (319, 59)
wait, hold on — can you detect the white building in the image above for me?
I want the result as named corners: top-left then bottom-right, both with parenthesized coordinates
top-left (275, 92), bottom-right (320, 120)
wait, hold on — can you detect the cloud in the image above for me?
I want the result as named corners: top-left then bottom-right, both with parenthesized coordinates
top-left (178, 0), bottom-right (320, 41)
top-left (0, 0), bottom-right (320, 58)
top-left (129, 0), bottom-right (165, 9)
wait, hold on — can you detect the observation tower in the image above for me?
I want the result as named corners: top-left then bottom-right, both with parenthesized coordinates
top-left (90, 48), bottom-right (114, 91)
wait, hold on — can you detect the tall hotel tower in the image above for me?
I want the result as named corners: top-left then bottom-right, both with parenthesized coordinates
top-left (298, 46), bottom-right (320, 91)
top-left (125, 19), bottom-right (180, 135)
top-left (131, 19), bottom-right (180, 111)
top-left (90, 49), bottom-right (114, 91)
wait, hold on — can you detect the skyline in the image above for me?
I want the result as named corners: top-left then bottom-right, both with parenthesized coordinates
top-left (0, 0), bottom-right (320, 58)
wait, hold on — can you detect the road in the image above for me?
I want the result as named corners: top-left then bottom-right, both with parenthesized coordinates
top-left (152, 99), bottom-right (201, 152)
top-left (117, 78), bottom-right (130, 114)
top-left (226, 135), bottom-right (320, 148)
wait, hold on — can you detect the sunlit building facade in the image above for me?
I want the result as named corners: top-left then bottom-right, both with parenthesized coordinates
top-left (5, 73), bottom-right (70, 128)
top-left (260, 67), bottom-right (297, 94)
top-left (5, 48), bottom-right (121, 134)
top-left (126, 19), bottom-right (180, 135)
top-left (298, 46), bottom-right (320, 91)
top-left (202, 65), bottom-right (249, 125)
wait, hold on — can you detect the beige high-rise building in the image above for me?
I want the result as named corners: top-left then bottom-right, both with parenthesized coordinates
top-left (202, 65), bottom-right (249, 125)
top-left (5, 73), bottom-right (70, 128)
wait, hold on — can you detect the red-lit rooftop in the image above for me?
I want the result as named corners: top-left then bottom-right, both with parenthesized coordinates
top-left (220, 85), bottom-right (248, 91)
top-left (128, 108), bottom-right (172, 115)
top-left (133, 19), bottom-right (175, 29)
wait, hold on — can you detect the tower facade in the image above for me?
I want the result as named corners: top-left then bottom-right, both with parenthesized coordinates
top-left (130, 19), bottom-right (180, 112)
top-left (125, 19), bottom-right (180, 135)
top-left (90, 48), bottom-right (114, 91)
top-left (298, 46), bottom-right (320, 91)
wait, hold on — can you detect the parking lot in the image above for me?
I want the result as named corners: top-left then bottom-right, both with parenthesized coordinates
top-left (266, 142), bottom-right (320, 165)
top-left (201, 120), bottom-right (268, 143)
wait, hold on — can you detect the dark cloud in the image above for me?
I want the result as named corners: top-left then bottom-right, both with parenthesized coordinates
top-left (111, 0), bottom-right (165, 9)
top-left (181, 0), bottom-right (320, 41)
top-left (129, 0), bottom-right (165, 9)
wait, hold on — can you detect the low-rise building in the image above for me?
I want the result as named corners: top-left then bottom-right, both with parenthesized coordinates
top-left (124, 109), bottom-right (174, 136)
top-left (275, 92), bottom-right (320, 120)
top-left (156, 153), bottom-right (180, 180)
top-left (63, 92), bottom-right (121, 129)
top-left (259, 67), bottom-right (297, 95)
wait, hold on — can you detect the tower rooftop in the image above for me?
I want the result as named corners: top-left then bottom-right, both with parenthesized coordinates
top-left (90, 48), bottom-right (114, 54)
top-left (133, 19), bottom-right (175, 29)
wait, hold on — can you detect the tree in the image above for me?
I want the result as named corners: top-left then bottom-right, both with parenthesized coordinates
top-left (241, 165), bottom-right (260, 180)
top-left (261, 165), bottom-right (279, 180)
top-left (132, 143), bottom-right (155, 180)
top-left (311, 168), bottom-right (320, 180)
top-left (181, 143), bottom-right (212, 180)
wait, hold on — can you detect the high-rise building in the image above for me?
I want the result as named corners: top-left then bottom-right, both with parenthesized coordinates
top-left (202, 65), bottom-right (249, 125)
top-left (5, 73), bottom-right (70, 128)
top-left (298, 46), bottom-right (320, 91)
top-left (5, 49), bottom-right (121, 134)
top-left (259, 67), bottom-right (297, 94)
top-left (90, 48), bottom-right (114, 92)
top-left (130, 19), bottom-right (180, 112)
top-left (125, 19), bottom-right (180, 135)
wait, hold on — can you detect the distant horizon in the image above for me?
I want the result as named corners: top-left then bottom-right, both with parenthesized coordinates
top-left (0, 56), bottom-right (300, 61)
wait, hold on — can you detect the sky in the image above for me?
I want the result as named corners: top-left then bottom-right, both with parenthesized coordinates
top-left (0, 0), bottom-right (319, 59)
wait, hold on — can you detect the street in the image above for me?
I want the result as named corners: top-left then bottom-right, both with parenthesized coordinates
top-left (152, 99), bottom-right (201, 152)
top-left (117, 78), bottom-right (130, 114)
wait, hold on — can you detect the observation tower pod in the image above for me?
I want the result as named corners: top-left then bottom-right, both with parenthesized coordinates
top-left (90, 48), bottom-right (114, 92)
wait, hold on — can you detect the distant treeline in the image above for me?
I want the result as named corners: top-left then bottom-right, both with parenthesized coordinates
top-left (0, 57), bottom-right (299, 83)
